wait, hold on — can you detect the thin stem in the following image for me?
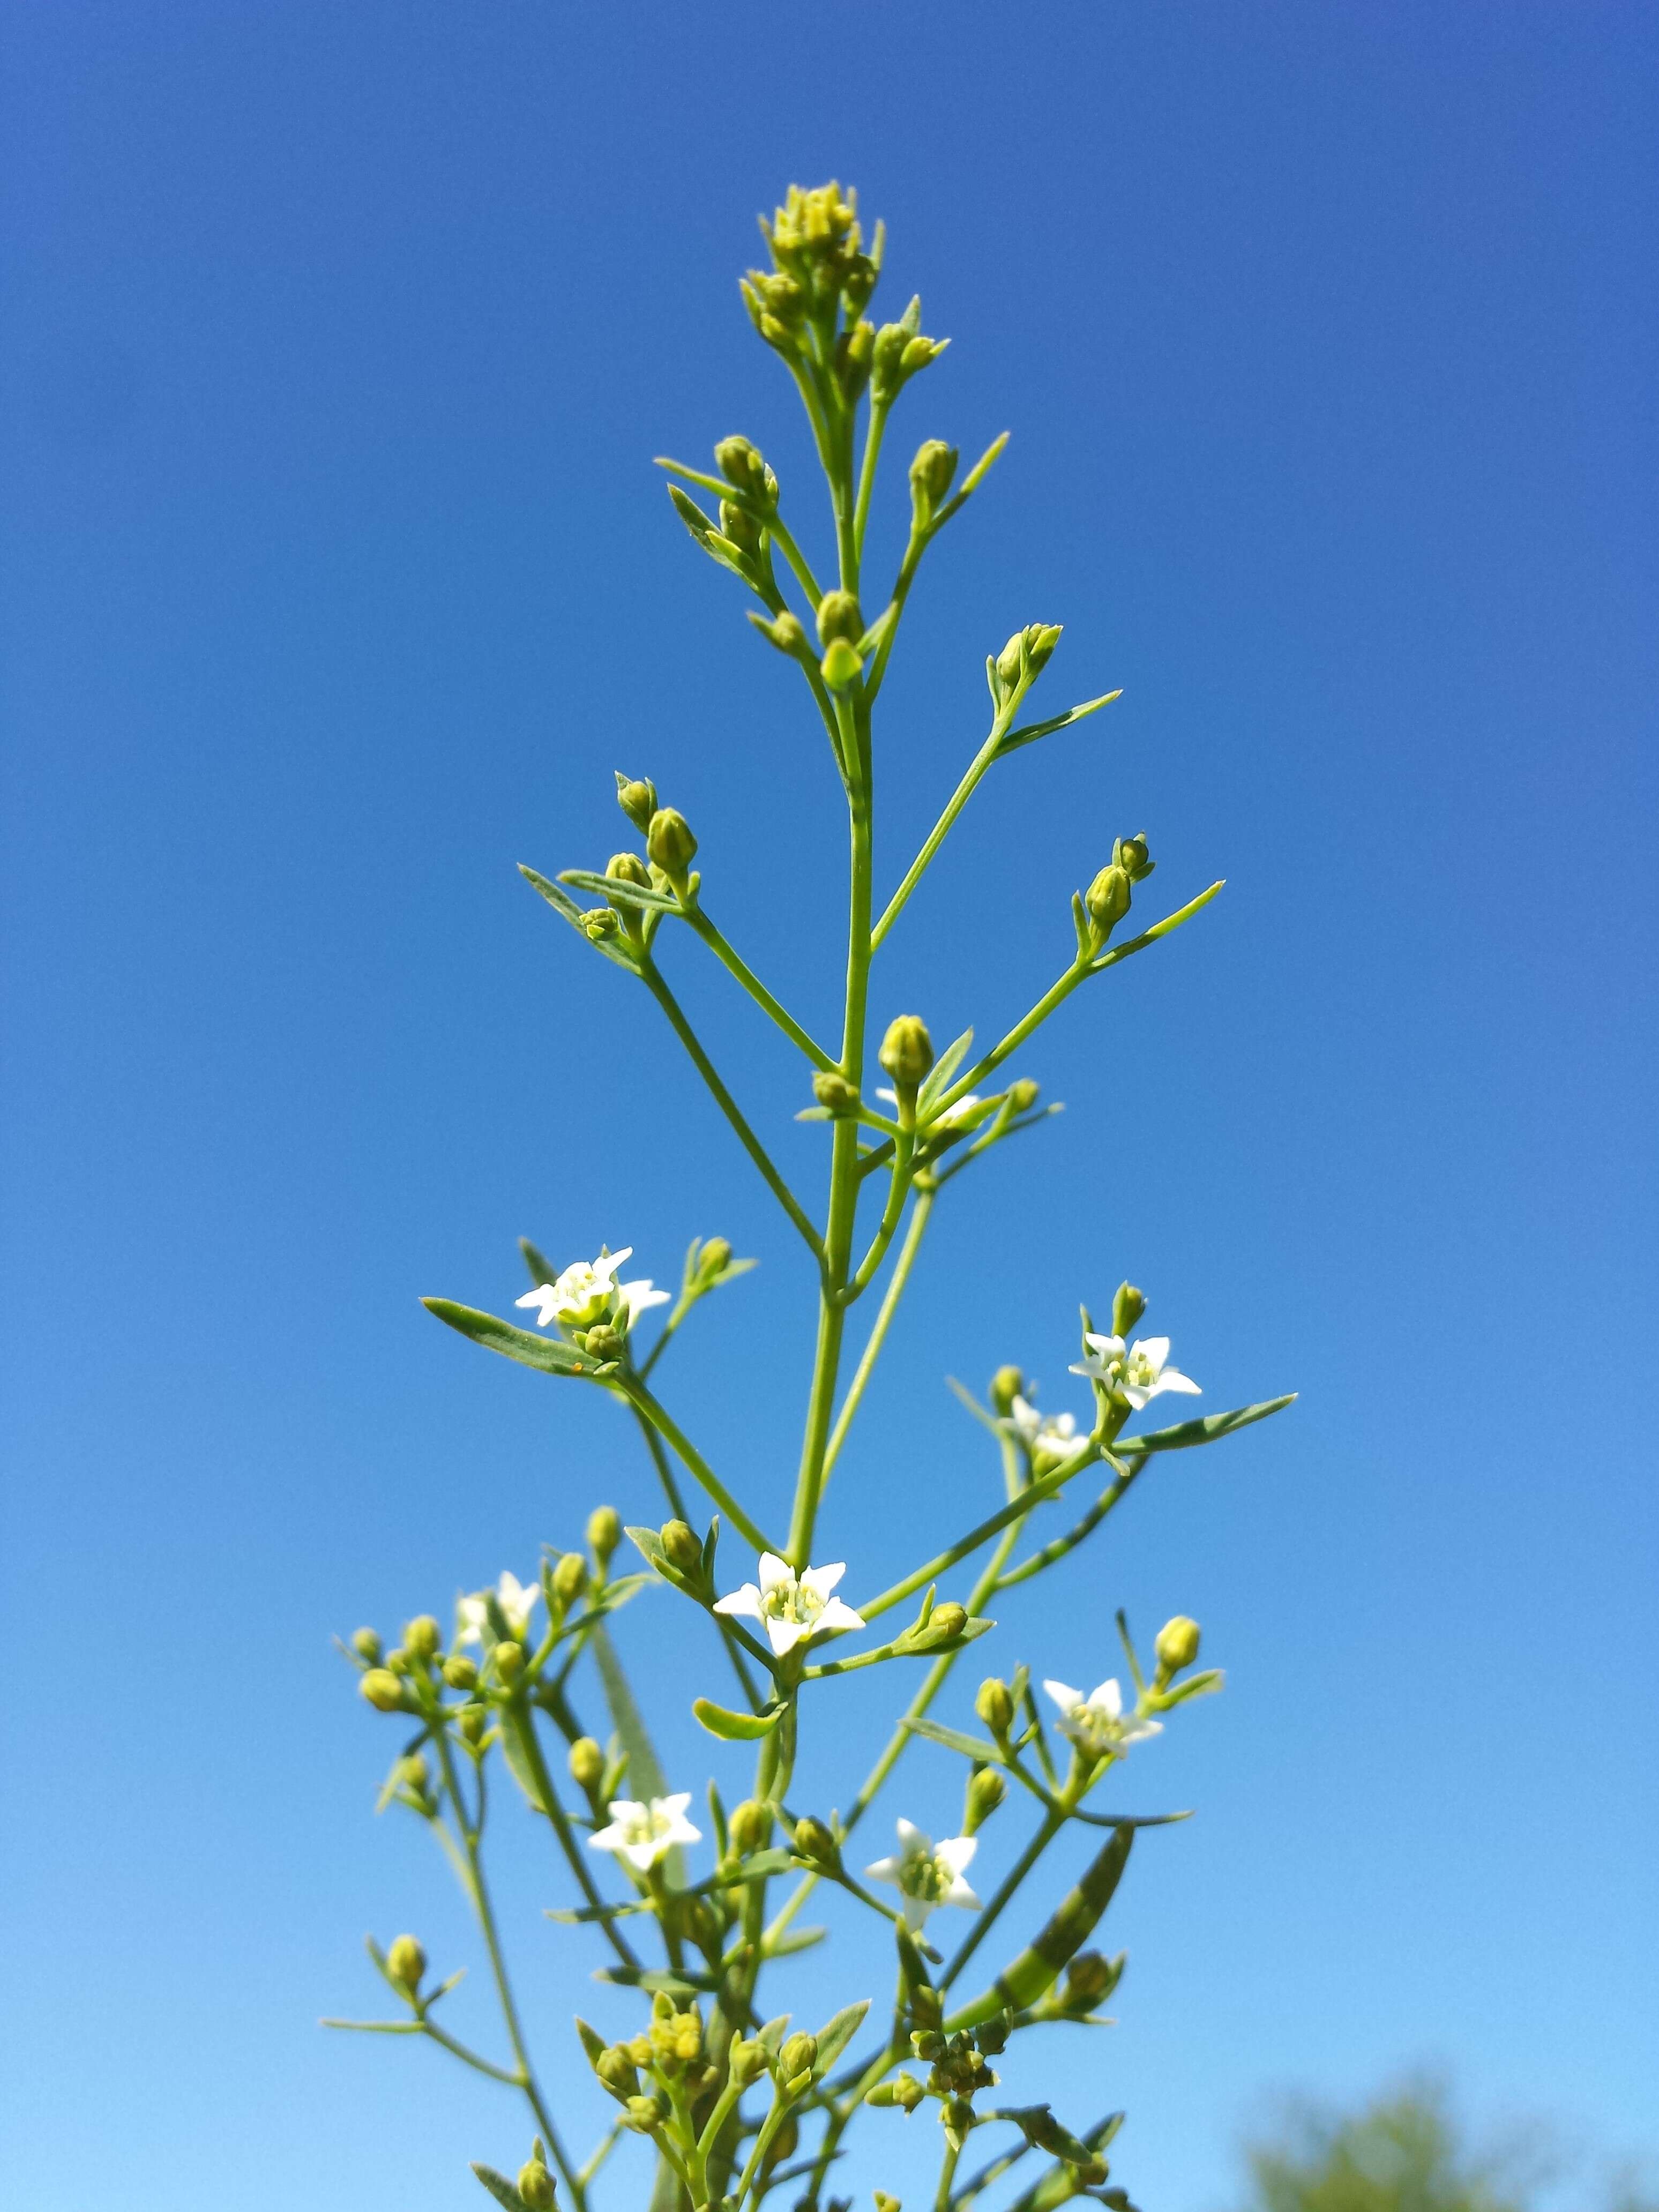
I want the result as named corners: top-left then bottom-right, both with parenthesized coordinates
top-left (871, 702), bottom-right (1018, 951)
top-left (419, 2018), bottom-right (526, 2087)
top-left (820, 1190), bottom-right (933, 1482)
top-left (853, 397), bottom-right (890, 559)
top-left (682, 900), bottom-right (837, 1071)
top-left (936, 2133), bottom-right (965, 2212)
top-left (503, 1702), bottom-right (641, 1970)
top-left (938, 1810), bottom-right (1065, 1991)
top-left (767, 511), bottom-right (824, 608)
top-left (640, 959), bottom-right (825, 1260)
top-left (845, 1135), bottom-right (914, 1298)
top-left (627, 1401), bottom-right (765, 1709)
top-left (856, 1443), bottom-right (1101, 1623)
top-left (994, 1464), bottom-right (1141, 1591)
top-left (621, 1376), bottom-right (784, 1558)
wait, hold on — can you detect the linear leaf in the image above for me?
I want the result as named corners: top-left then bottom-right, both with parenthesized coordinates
top-left (520, 1236), bottom-right (557, 1288)
top-left (1113, 1394), bottom-right (1296, 1457)
top-left (422, 1298), bottom-right (602, 1377)
top-left (902, 1717), bottom-right (1004, 1762)
top-left (993, 690), bottom-right (1121, 760)
top-left (557, 866), bottom-right (679, 914)
top-left (470, 2166), bottom-right (527, 2211)
top-left (918, 1028), bottom-right (975, 1112)
top-left (592, 1626), bottom-right (684, 1886)
top-left (814, 1998), bottom-right (871, 2072)
top-left (693, 1697), bottom-right (781, 1741)
top-left (519, 864), bottom-right (640, 971)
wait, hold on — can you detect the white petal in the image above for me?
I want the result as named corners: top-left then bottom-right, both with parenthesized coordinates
top-left (865, 1855), bottom-right (902, 1886)
top-left (876, 1088), bottom-right (898, 1105)
top-left (1152, 1366), bottom-right (1201, 1396)
top-left (894, 1818), bottom-right (929, 1855)
top-left (766, 1617), bottom-right (808, 1656)
top-left (1068, 1359), bottom-right (1105, 1380)
top-left (756, 1553), bottom-right (793, 1593)
top-left (901, 1894), bottom-right (933, 1931)
top-left (943, 1875), bottom-right (981, 1911)
top-left (623, 1837), bottom-right (661, 1870)
top-left (663, 1813), bottom-right (701, 1848)
top-left (934, 1834), bottom-right (977, 1877)
top-left (657, 1793), bottom-right (692, 1820)
top-left (600, 1245), bottom-right (633, 1273)
top-left (1088, 1679), bottom-right (1124, 1717)
top-left (1043, 1679), bottom-right (1082, 1713)
top-left (1122, 1382), bottom-right (1150, 1409)
top-left (713, 1585), bottom-right (763, 1622)
top-left (801, 1561), bottom-right (846, 1601)
top-left (623, 1279), bottom-right (671, 1316)
top-left (1132, 1335), bottom-right (1170, 1370)
top-left (814, 1597), bottom-right (865, 1636)
top-left (607, 1798), bottom-right (646, 1822)
top-left (1084, 1333), bottom-right (1125, 1358)
top-left (587, 1824), bottom-right (624, 1854)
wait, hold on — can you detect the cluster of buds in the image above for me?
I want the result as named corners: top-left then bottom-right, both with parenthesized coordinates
top-left (749, 181), bottom-right (875, 329)
top-left (515, 1242), bottom-right (670, 1361)
top-left (869, 2011), bottom-right (1006, 2146)
top-left (990, 622), bottom-right (1063, 713)
top-left (1081, 834), bottom-right (1155, 954)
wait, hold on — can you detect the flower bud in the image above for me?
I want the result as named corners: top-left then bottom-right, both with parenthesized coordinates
top-left (816, 589), bottom-right (864, 646)
top-left (812, 1070), bottom-right (858, 1116)
top-left (720, 498), bottom-right (764, 558)
top-left (1084, 864), bottom-right (1132, 936)
top-left (1115, 831), bottom-right (1152, 879)
top-left (1155, 1615), bottom-right (1202, 1678)
top-left (878, 1014), bottom-right (933, 1093)
top-left (596, 2045), bottom-right (640, 2099)
top-left (1008, 1078), bottom-right (1040, 1113)
top-left (714, 434), bottom-right (771, 502)
top-left (587, 1505), bottom-right (622, 1564)
top-left (350, 1626), bottom-right (382, 1663)
top-left (901, 333), bottom-right (948, 376)
top-left (837, 318), bottom-right (875, 400)
top-left (551, 1551), bottom-right (587, 1608)
top-left (928, 1602), bottom-right (968, 1641)
top-left (1075, 2157), bottom-right (1110, 2187)
top-left (728, 1798), bottom-right (774, 1855)
top-left (875, 2195), bottom-right (902, 2211)
top-left (397, 1752), bottom-right (430, 1793)
top-left (965, 1767), bottom-right (1007, 1833)
top-left (580, 1324), bottom-right (626, 1363)
top-left (443, 1653), bottom-right (478, 1690)
top-left (659, 1519), bottom-right (704, 1577)
top-left (359, 1669), bottom-right (405, 1713)
top-left (793, 1815), bottom-right (840, 1870)
top-left (1062, 1950), bottom-right (1117, 2007)
top-left (646, 808), bottom-right (698, 883)
top-left (606, 851), bottom-right (651, 889)
top-left (694, 1236), bottom-right (733, 1286)
top-left (753, 608), bottom-right (809, 658)
top-left (403, 1615), bottom-right (442, 1662)
top-left (518, 2158), bottom-right (557, 2210)
top-left (909, 1982), bottom-right (943, 2031)
top-left (494, 1640), bottom-right (525, 1684)
top-left (458, 1705), bottom-right (487, 1744)
top-left (385, 1933), bottom-right (425, 1991)
top-left (871, 322), bottom-right (911, 399)
top-left (820, 636), bottom-right (864, 689)
top-left (569, 1736), bottom-right (604, 1790)
top-left (1111, 1281), bottom-right (1146, 1336)
top-left (779, 2031), bottom-right (818, 2081)
top-left (909, 438), bottom-right (959, 515)
top-left (581, 906), bottom-right (618, 941)
top-left (622, 2094), bottom-right (665, 2133)
top-left (729, 2034), bottom-right (770, 2088)
top-left (988, 1365), bottom-right (1025, 1415)
top-left (975, 1677), bottom-right (1014, 1739)
top-left (385, 1647), bottom-right (410, 1673)
top-left (868, 2072), bottom-right (926, 2112)
top-left (614, 773), bottom-right (657, 831)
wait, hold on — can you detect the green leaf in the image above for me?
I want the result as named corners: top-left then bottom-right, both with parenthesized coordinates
top-left (918, 1028), bottom-right (974, 1112)
top-left (1112, 1394), bottom-right (1296, 1457)
top-left (902, 1717), bottom-right (1005, 1762)
top-left (708, 1847), bottom-right (798, 1887)
top-left (993, 689), bottom-right (1122, 760)
top-left (422, 1298), bottom-right (602, 1377)
top-left (498, 1710), bottom-right (550, 1815)
top-left (693, 1697), bottom-right (781, 1741)
top-left (592, 1625), bottom-right (684, 1886)
top-left (595, 1964), bottom-right (719, 1994)
top-left (519, 1236), bottom-right (557, 1289)
top-left (763, 1924), bottom-right (826, 1958)
top-left (626, 1525), bottom-right (670, 1575)
top-left (557, 866), bottom-right (679, 914)
top-left (470, 2165), bottom-right (527, 2211)
top-left (518, 864), bottom-right (639, 972)
top-left (813, 1998), bottom-right (870, 2072)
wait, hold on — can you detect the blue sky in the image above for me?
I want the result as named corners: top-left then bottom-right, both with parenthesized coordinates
top-left (3, 5), bottom-right (1655, 2208)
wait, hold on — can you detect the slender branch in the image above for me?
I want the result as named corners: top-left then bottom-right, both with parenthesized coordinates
top-left (621, 1374), bottom-right (784, 1558)
top-left (845, 1134), bottom-right (914, 1297)
top-left (502, 1702), bottom-right (641, 1970)
top-left (856, 1443), bottom-right (1102, 1622)
top-left (820, 1189), bottom-right (933, 1483)
top-left (871, 699), bottom-right (1020, 950)
top-left (994, 1463), bottom-right (1142, 1590)
top-left (938, 1810), bottom-right (1065, 1990)
top-left (853, 397), bottom-right (890, 559)
top-left (682, 899), bottom-right (837, 1071)
top-left (627, 1401), bottom-right (764, 1708)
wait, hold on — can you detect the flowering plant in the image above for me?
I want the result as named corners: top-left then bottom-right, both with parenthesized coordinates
top-left (330, 181), bottom-right (1292, 2212)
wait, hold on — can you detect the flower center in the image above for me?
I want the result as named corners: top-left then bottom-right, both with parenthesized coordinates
top-left (900, 1850), bottom-right (952, 1903)
top-left (763, 1577), bottom-right (821, 1628)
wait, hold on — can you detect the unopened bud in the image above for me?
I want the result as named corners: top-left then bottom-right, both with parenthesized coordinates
top-left (385, 1647), bottom-right (410, 1673)
top-left (646, 808), bottom-right (697, 882)
top-left (350, 1626), bottom-right (382, 1663)
top-left (868, 2072), bottom-right (926, 2112)
top-left (596, 2046), bottom-right (640, 2098)
top-left (728, 1798), bottom-right (773, 1855)
top-left (975, 1677), bottom-right (1014, 1738)
top-left (659, 1520), bottom-right (704, 1577)
top-left (989, 1365), bottom-right (1025, 1415)
top-left (901, 333), bottom-right (947, 376)
top-left (403, 1616), bottom-right (440, 1662)
top-left (875, 2195), bottom-right (902, 2211)
top-left (816, 589), bottom-right (864, 646)
top-left (927, 1602), bottom-right (968, 1641)
top-left (606, 850), bottom-right (651, 889)
top-left (443, 1654), bottom-right (478, 1690)
top-left (359, 1669), bottom-right (405, 1713)
top-left (820, 636), bottom-right (864, 689)
top-left (713, 435), bottom-right (771, 502)
top-left (457, 1704), bottom-right (487, 1744)
top-left (1007, 1078), bottom-right (1040, 1112)
top-left (552, 1552), bottom-right (587, 1608)
top-left (397, 1752), bottom-right (430, 1793)
top-left (1155, 1615), bottom-right (1201, 1677)
top-left (1063, 1951), bottom-right (1117, 2006)
top-left (494, 1640), bottom-right (525, 1684)
top-left (753, 608), bottom-right (809, 658)
top-left (385, 1933), bottom-right (425, 1991)
top-left (694, 1236), bottom-right (733, 1286)
top-left (517, 2159), bottom-right (557, 2211)
top-left (909, 439), bottom-right (959, 513)
top-left (729, 2035), bottom-right (769, 2087)
top-left (779, 2031), bottom-right (818, 2081)
top-left (965, 1767), bottom-right (1007, 1832)
top-left (587, 1505), bottom-right (622, 1564)
top-left (1084, 864), bottom-right (1132, 936)
top-left (580, 906), bottom-right (618, 941)
top-left (1114, 832), bottom-right (1152, 879)
top-left (580, 1324), bottom-right (626, 1363)
top-left (878, 1014), bottom-right (933, 1093)
top-left (812, 1070), bottom-right (858, 1115)
top-left (623, 2094), bottom-right (664, 2133)
top-left (793, 1815), bottom-right (840, 1870)
top-left (569, 1736), bottom-right (604, 1789)
top-left (720, 499), bottom-right (764, 557)
top-left (615, 773), bottom-right (657, 831)
top-left (1111, 1282), bottom-right (1146, 1336)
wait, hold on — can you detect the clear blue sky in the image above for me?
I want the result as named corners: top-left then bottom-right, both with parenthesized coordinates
top-left (3, 6), bottom-right (1655, 2208)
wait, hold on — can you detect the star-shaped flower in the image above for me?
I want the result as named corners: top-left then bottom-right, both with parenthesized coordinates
top-left (865, 1818), bottom-right (981, 1931)
top-left (456, 1570), bottom-right (541, 1647)
top-left (1068, 1333), bottom-right (1200, 1410)
top-left (587, 1793), bottom-right (700, 1872)
top-left (1008, 1394), bottom-right (1079, 1473)
top-left (515, 1245), bottom-right (671, 1333)
top-left (713, 1553), bottom-right (865, 1657)
top-left (1042, 1676), bottom-right (1163, 1762)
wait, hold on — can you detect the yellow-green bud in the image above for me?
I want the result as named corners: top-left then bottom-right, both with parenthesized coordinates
top-left (359, 1669), bottom-right (405, 1713)
top-left (729, 2034), bottom-right (770, 2087)
top-left (569, 1736), bottom-right (604, 1790)
top-left (754, 607), bottom-right (809, 657)
top-left (580, 906), bottom-right (618, 941)
top-left (397, 1752), bottom-right (430, 1793)
top-left (779, 2031), bottom-right (818, 2081)
top-left (838, 318), bottom-right (875, 398)
top-left (350, 1626), bottom-right (382, 1663)
top-left (965, 1766), bottom-right (1007, 1832)
top-left (871, 321), bottom-right (910, 399)
top-left (1114, 831), bottom-right (1152, 879)
top-left (1085, 864), bottom-right (1132, 935)
top-left (878, 1014), bottom-right (933, 1092)
top-left (1155, 1615), bottom-right (1202, 1677)
top-left (1008, 1078), bottom-right (1040, 1112)
top-left (518, 2158), bottom-right (557, 2210)
top-left (646, 808), bottom-right (698, 881)
top-left (494, 1640), bottom-right (525, 1684)
top-left (728, 1798), bottom-right (773, 1855)
top-left (868, 2072), bottom-right (926, 2112)
top-left (901, 333), bottom-right (948, 376)
top-left (587, 1505), bottom-right (622, 1564)
top-left (660, 1519), bottom-right (704, 1577)
top-left (403, 1615), bottom-right (441, 1661)
top-left (989, 1365), bottom-right (1025, 1415)
top-left (1062, 1950), bottom-right (1117, 2006)
top-left (385, 1933), bottom-right (425, 1991)
top-left (1111, 1281), bottom-right (1146, 1335)
top-left (820, 636), bottom-right (864, 689)
top-left (443, 1654), bottom-right (478, 1691)
top-left (622, 2094), bottom-right (664, 2133)
top-left (714, 434), bottom-right (771, 502)
top-left (816, 589), bottom-right (864, 646)
top-left (975, 1677), bottom-right (1014, 1738)
top-left (793, 1815), bottom-right (840, 1870)
top-left (694, 1235), bottom-right (733, 1285)
top-left (606, 850), bottom-right (650, 888)
top-left (596, 2045), bottom-right (640, 2098)
top-left (720, 498), bottom-right (764, 557)
top-left (615, 773), bottom-right (657, 830)
top-left (385, 1647), bottom-right (410, 1673)
top-left (458, 1704), bottom-right (487, 1744)
top-left (812, 1070), bottom-right (858, 1115)
top-left (928, 1602), bottom-right (968, 1640)
top-left (552, 1551), bottom-right (587, 1608)
top-left (910, 438), bottom-right (959, 512)
top-left (580, 1324), bottom-right (626, 1363)
top-left (875, 2195), bottom-right (902, 2211)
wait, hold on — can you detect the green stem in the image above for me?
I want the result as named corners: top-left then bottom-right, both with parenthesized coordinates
top-left (856, 1443), bottom-right (1101, 1623)
top-left (845, 1135), bottom-right (914, 1298)
top-left (626, 1400), bottom-right (764, 1707)
top-left (767, 511), bottom-right (823, 608)
top-left (936, 2133), bottom-right (965, 2212)
top-left (504, 1702), bottom-right (641, 1970)
top-left (853, 398), bottom-right (890, 560)
top-left (938, 1810), bottom-right (1065, 1991)
top-left (871, 700), bottom-right (1020, 950)
top-left (994, 1464), bottom-right (1141, 1590)
top-left (682, 900), bottom-right (837, 1071)
top-left (820, 1188), bottom-right (933, 1483)
top-left (621, 1375), bottom-right (784, 1558)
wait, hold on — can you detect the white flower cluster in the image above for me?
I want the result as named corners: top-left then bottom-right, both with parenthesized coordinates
top-left (515, 1243), bottom-right (669, 1340)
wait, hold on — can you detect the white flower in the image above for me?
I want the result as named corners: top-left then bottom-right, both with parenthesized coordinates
top-left (587, 1793), bottom-right (700, 1871)
top-left (1042, 1676), bottom-right (1163, 1761)
top-left (515, 1245), bottom-right (670, 1332)
top-left (1008, 1394), bottom-right (1079, 1472)
top-left (713, 1552), bottom-right (866, 1657)
top-left (877, 1087), bottom-right (982, 1126)
top-left (865, 1818), bottom-right (981, 1931)
top-left (457, 1570), bottom-right (541, 1646)
top-left (1068, 1333), bottom-right (1200, 1410)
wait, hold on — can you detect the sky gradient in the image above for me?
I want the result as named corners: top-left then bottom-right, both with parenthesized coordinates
top-left (3, 6), bottom-right (1656, 2209)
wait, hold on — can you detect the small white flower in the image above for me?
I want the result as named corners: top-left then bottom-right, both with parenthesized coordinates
top-left (865, 1818), bottom-right (981, 1931)
top-left (877, 1087), bottom-right (982, 1126)
top-left (1068, 1333), bottom-right (1200, 1411)
top-left (1042, 1676), bottom-right (1163, 1761)
top-left (587, 1793), bottom-right (701, 1871)
top-left (1008, 1394), bottom-right (1079, 1472)
top-left (713, 1552), bottom-right (866, 1657)
top-left (514, 1245), bottom-right (669, 1332)
top-left (457, 1570), bottom-right (541, 1646)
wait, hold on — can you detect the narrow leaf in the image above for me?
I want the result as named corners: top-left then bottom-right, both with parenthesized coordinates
top-left (518, 863), bottom-right (639, 972)
top-left (693, 1697), bottom-right (781, 1742)
top-left (1112, 1394), bottom-right (1296, 1458)
top-left (592, 1625), bottom-right (684, 1886)
top-left (902, 1717), bottom-right (1005, 1762)
top-left (813, 1998), bottom-right (871, 2072)
top-left (422, 1299), bottom-right (600, 1377)
top-left (918, 1028), bottom-right (975, 1112)
top-left (557, 866), bottom-right (679, 914)
top-left (470, 2166), bottom-right (527, 2211)
top-left (993, 689), bottom-right (1122, 761)
top-left (520, 1236), bottom-right (557, 1288)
